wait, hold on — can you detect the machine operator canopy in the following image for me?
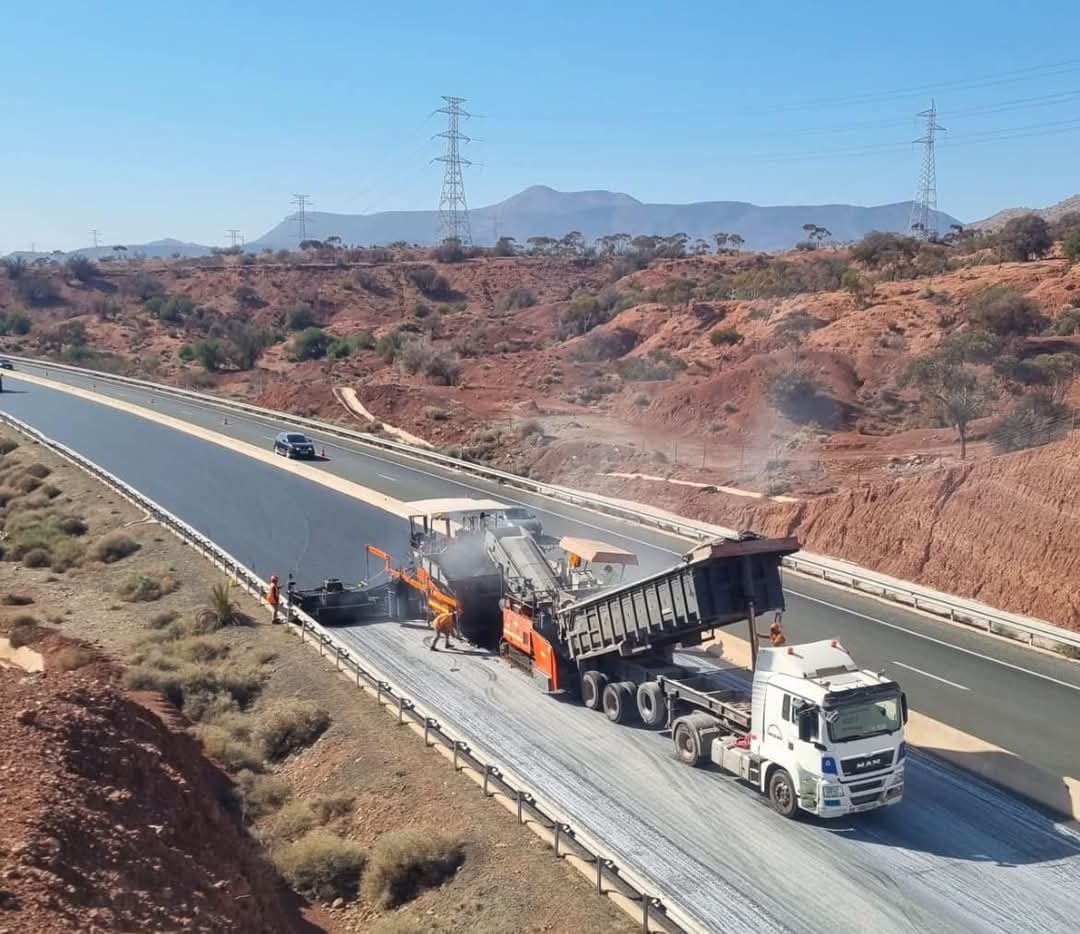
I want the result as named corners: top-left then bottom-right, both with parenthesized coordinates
top-left (559, 537), bottom-right (639, 566)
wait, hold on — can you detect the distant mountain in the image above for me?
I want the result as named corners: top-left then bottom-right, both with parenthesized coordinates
top-left (248, 185), bottom-right (963, 252)
top-left (971, 193), bottom-right (1080, 232)
top-left (4, 238), bottom-right (211, 262)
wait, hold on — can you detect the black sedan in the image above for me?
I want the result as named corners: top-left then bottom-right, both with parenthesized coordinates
top-left (273, 431), bottom-right (317, 459)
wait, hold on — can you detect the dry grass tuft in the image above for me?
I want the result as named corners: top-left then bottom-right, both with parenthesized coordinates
top-left (361, 829), bottom-right (464, 908)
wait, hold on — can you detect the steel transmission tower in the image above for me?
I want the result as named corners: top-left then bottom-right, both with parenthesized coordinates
top-left (291, 194), bottom-right (311, 242)
top-left (908, 100), bottom-right (945, 240)
top-left (433, 96), bottom-right (473, 244)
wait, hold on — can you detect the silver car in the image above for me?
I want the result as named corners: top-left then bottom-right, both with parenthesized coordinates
top-left (503, 505), bottom-right (543, 538)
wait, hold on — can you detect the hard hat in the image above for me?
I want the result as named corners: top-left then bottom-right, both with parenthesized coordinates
top-left (770, 620), bottom-right (782, 631)
top-left (270, 574), bottom-right (279, 583)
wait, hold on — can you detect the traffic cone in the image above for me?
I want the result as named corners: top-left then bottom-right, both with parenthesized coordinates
top-left (320, 446), bottom-right (327, 459)
top-left (223, 415), bottom-right (229, 426)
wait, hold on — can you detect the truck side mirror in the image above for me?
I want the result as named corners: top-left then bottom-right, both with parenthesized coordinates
top-left (901, 693), bottom-right (909, 725)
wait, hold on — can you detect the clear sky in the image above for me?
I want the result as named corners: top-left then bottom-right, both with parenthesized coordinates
top-left (2, 0), bottom-right (1079, 253)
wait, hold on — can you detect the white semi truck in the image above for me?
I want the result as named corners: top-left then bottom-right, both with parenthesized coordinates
top-left (660, 640), bottom-right (907, 818)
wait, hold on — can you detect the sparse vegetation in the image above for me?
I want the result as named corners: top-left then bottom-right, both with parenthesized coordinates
top-left (285, 303), bottom-right (318, 331)
top-left (966, 286), bottom-right (1046, 338)
top-left (614, 349), bottom-right (686, 381)
top-left (900, 352), bottom-right (996, 459)
top-left (362, 829), bottom-right (464, 909)
top-left (710, 326), bottom-right (743, 347)
top-left (406, 265), bottom-right (452, 299)
top-left (997, 214), bottom-right (1052, 262)
top-left (1048, 306), bottom-right (1080, 336)
top-left (90, 532), bottom-right (140, 563)
top-left (274, 830), bottom-right (367, 903)
top-left (496, 286), bottom-right (537, 312)
top-left (763, 364), bottom-right (828, 423)
top-left (16, 274), bottom-right (61, 307)
top-left (289, 327), bottom-right (331, 361)
top-left (254, 700), bottom-right (331, 761)
top-left (118, 571), bottom-right (178, 602)
top-left (990, 393), bottom-right (1072, 453)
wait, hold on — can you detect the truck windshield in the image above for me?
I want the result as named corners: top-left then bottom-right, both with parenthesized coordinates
top-left (827, 696), bottom-right (901, 742)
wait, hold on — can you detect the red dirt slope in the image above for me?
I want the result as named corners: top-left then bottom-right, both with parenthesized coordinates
top-left (0, 664), bottom-right (309, 933)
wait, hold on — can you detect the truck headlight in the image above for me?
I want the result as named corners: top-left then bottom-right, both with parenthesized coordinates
top-left (821, 784), bottom-right (843, 798)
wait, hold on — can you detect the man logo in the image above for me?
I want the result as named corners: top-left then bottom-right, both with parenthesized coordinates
top-left (856, 756), bottom-right (884, 770)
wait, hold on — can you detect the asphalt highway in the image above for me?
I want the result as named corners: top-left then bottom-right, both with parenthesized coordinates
top-left (2, 371), bottom-right (1079, 932)
top-left (7, 364), bottom-right (1079, 778)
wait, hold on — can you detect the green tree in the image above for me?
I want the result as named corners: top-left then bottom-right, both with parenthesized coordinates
top-left (997, 214), bottom-right (1052, 262)
top-left (900, 354), bottom-right (996, 459)
top-left (193, 338), bottom-right (226, 372)
top-left (285, 303), bottom-right (317, 331)
top-left (1063, 227), bottom-right (1080, 264)
top-left (65, 255), bottom-right (98, 283)
top-left (710, 327), bottom-right (743, 347)
top-left (5, 309), bottom-right (31, 335)
top-left (966, 287), bottom-right (1046, 337)
top-left (1029, 352), bottom-right (1080, 401)
top-left (289, 327), bottom-right (331, 361)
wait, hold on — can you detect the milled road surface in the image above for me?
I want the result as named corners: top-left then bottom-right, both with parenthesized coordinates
top-left (2, 372), bottom-right (1079, 932)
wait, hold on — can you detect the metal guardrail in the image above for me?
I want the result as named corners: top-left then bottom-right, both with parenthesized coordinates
top-left (0, 409), bottom-right (692, 934)
top-left (9, 353), bottom-right (1080, 657)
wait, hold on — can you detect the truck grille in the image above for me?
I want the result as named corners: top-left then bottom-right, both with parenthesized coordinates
top-left (850, 792), bottom-right (882, 807)
top-left (841, 750), bottom-right (894, 777)
top-left (849, 779), bottom-right (884, 794)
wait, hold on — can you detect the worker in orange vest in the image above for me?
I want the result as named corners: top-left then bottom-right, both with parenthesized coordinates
top-left (266, 575), bottom-right (280, 624)
top-left (430, 608), bottom-right (455, 651)
top-left (769, 616), bottom-right (787, 647)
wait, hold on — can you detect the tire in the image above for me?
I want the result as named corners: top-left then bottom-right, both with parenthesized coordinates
top-left (580, 670), bottom-right (607, 710)
top-left (768, 768), bottom-right (799, 819)
top-left (636, 682), bottom-right (666, 728)
top-left (672, 717), bottom-right (704, 766)
top-left (602, 681), bottom-right (638, 725)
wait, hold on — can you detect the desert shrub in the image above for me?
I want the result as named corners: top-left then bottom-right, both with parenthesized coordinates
top-left (235, 771), bottom-right (292, 817)
top-left (496, 286), bottom-right (537, 312)
top-left (22, 548), bottom-right (50, 568)
top-left (0, 257), bottom-right (27, 279)
top-left (4, 309), bottom-right (32, 335)
top-left (157, 294), bottom-right (195, 322)
top-left (406, 265), bottom-right (451, 299)
top-left (850, 231), bottom-right (919, 269)
top-left (53, 644), bottom-right (96, 671)
top-left (353, 269), bottom-right (387, 294)
top-left (614, 349), bottom-right (686, 381)
top-left (195, 581), bottom-right (244, 631)
top-left (274, 830), bottom-right (367, 902)
top-left (255, 701), bottom-right (331, 761)
top-left (16, 275), bottom-right (60, 307)
top-left (193, 338), bottom-right (226, 372)
top-left (375, 330), bottom-right (405, 363)
top-left (232, 284), bottom-right (262, 307)
top-left (1, 593), bottom-right (33, 606)
top-left (196, 724), bottom-right (264, 773)
top-left (285, 303), bottom-right (318, 331)
top-left (22, 463), bottom-right (51, 480)
top-left (362, 829), bottom-right (464, 908)
top-left (326, 339), bottom-right (351, 360)
top-left (423, 406), bottom-right (450, 422)
top-left (8, 616), bottom-right (38, 648)
top-left (1047, 306), bottom-right (1080, 336)
top-left (17, 475), bottom-right (41, 494)
top-left (1063, 228), bottom-right (1080, 264)
top-left (710, 327), bottom-right (743, 347)
top-left (119, 572), bottom-right (177, 603)
top-left (763, 365), bottom-right (827, 422)
top-left (91, 532), bottom-right (139, 563)
top-left (568, 327), bottom-right (638, 362)
top-left (269, 800), bottom-right (321, 841)
top-left (178, 344), bottom-right (196, 363)
top-left (516, 418), bottom-right (543, 438)
top-left (990, 393), bottom-right (1072, 453)
top-left (397, 338), bottom-right (434, 375)
top-left (0, 439), bottom-right (18, 456)
top-left (49, 539), bottom-right (85, 572)
top-left (425, 352), bottom-right (461, 386)
top-left (433, 239), bottom-right (465, 263)
top-left (997, 214), bottom-right (1052, 262)
top-left (349, 330), bottom-right (375, 351)
top-left (59, 516), bottom-right (88, 537)
top-left (125, 660), bottom-right (263, 714)
top-left (289, 327), bottom-right (330, 362)
top-left (967, 286), bottom-right (1046, 337)
top-left (127, 273), bottom-right (165, 301)
top-left (148, 610), bottom-right (179, 629)
top-left (41, 484), bottom-right (61, 500)
top-left (653, 276), bottom-right (696, 308)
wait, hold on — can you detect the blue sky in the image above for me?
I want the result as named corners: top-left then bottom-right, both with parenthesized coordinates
top-left (2, 1), bottom-right (1079, 252)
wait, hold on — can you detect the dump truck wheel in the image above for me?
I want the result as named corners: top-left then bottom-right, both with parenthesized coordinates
top-left (768, 768), bottom-right (799, 819)
top-left (636, 682), bottom-right (666, 728)
top-left (672, 717), bottom-right (704, 766)
top-left (580, 670), bottom-right (607, 710)
top-left (602, 681), bottom-right (637, 724)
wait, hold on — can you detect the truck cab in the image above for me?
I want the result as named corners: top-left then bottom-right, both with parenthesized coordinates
top-left (720, 640), bottom-right (906, 817)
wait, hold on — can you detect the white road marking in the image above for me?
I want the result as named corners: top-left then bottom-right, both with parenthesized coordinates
top-left (890, 661), bottom-right (970, 691)
top-left (789, 590), bottom-right (1080, 694)
top-left (377, 474), bottom-right (399, 482)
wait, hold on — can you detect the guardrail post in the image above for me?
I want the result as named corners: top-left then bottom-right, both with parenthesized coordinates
top-left (452, 740), bottom-right (469, 770)
top-left (376, 681), bottom-right (386, 705)
top-left (423, 717), bottom-right (436, 747)
top-left (553, 822), bottom-right (562, 858)
top-left (397, 698), bottom-right (414, 724)
top-left (596, 856), bottom-right (605, 895)
top-left (641, 895), bottom-right (650, 932)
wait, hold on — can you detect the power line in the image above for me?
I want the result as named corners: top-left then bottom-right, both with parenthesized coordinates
top-left (291, 194), bottom-right (311, 242)
top-left (909, 100), bottom-right (945, 241)
top-left (226, 229), bottom-right (241, 248)
top-left (90, 229), bottom-right (100, 249)
top-left (433, 96), bottom-right (473, 244)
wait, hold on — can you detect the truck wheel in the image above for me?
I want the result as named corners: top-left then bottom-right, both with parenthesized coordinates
top-left (580, 670), bottom-right (607, 710)
top-left (672, 718), bottom-right (704, 766)
top-left (768, 769), bottom-right (799, 819)
top-left (636, 682), bottom-right (666, 728)
top-left (602, 681), bottom-right (638, 724)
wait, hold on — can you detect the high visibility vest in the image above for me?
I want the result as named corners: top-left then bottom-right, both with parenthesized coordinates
top-left (433, 612), bottom-right (454, 634)
top-left (266, 583), bottom-right (279, 607)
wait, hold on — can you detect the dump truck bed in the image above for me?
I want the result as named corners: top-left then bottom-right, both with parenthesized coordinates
top-left (558, 536), bottom-right (798, 662)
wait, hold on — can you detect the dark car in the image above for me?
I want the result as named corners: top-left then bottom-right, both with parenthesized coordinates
top-left (273, 431), bottom-right (316, 459)
top-left (502, 505), bottom-right (543, 538)
top-left (0, 359), bottom-right (13, 370)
